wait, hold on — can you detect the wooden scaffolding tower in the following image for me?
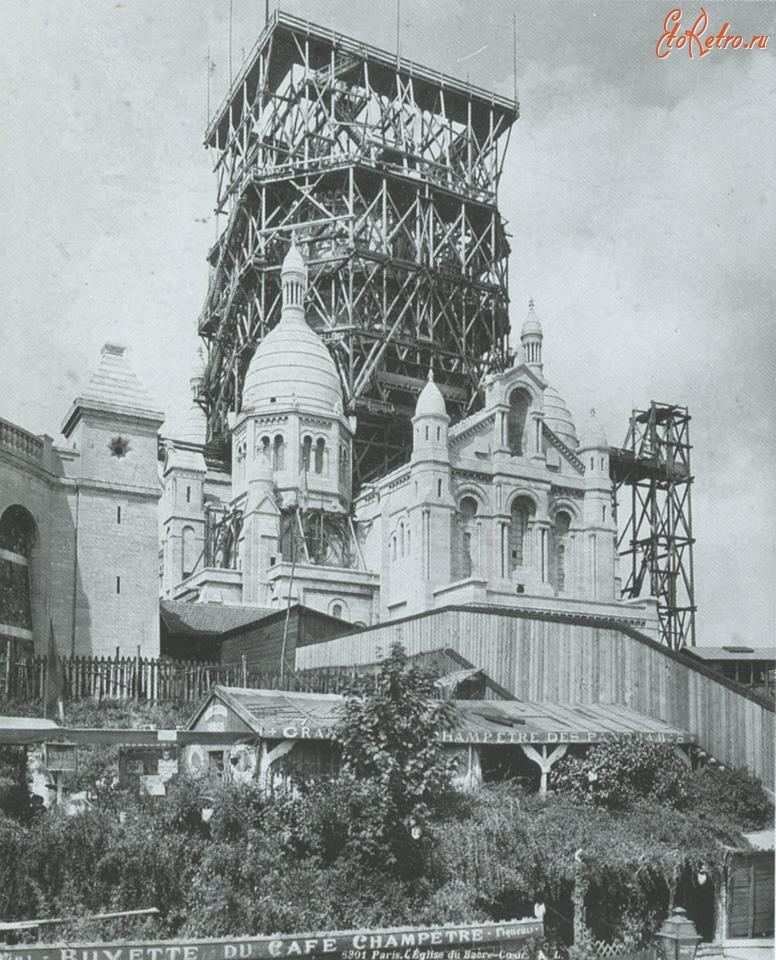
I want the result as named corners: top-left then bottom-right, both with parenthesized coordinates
top-left (197, 11), bottom-right (518, 484)
top-left (610, 402), bottom-right (697, 650)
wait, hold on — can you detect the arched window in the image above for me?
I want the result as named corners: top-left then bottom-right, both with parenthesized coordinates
top-left (399, 521), bottom-right (405, 557)
top-left (314, 437), bottom-right (325, 474)
top-left (273, 434), bottom-right (285, 471)
top-left (391, 535), bottom-right (397, 561)
top-left (510, 496), bottom-right (535, 570)
top-left (332, 602), bottom-right (343, 619)
top-left (406, 525), bottom-right (411, 556)
top-left (0, 505), bottom-right (36, 636)
top-left (182, 526), bottom-right (197, 578)
top-left (507, 389), bottom-right (531, 457)
top-left (339, 444), bottom-right (349, 484)
top-left (260, 435), bottom-right (271, 461)
top-left (458, 496), bottom-right (479, 579)
top-left (301, 435), bottom-right (312, 472)
top-left (552, 510), bottom-right (572, 594)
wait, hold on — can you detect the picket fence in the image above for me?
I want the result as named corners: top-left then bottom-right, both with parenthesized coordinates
top-left (0, 647), bottom-right (375, 704)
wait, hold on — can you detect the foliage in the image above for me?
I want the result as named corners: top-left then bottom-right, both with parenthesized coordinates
top-left (333, 643), bottom-right (457, 874)
top-left (0, 697), bottom-right (194, 728)
top-left (0, 663), bottom-right (770, 944)
top-left (430, 783), bottom-right (736, 945)
top-left (687, 764), bottom-right (773, 830)
top-left (549, 740), bottom-right (692, 809)
top-left (549, 738), bottom-right (773, 835)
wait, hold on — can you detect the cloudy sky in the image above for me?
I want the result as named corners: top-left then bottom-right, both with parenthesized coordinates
top-left (1, 1), bottom-right (774, 647)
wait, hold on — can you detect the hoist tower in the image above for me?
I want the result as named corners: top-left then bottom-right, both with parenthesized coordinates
top-left (610, 402), bottom-right (697, 650)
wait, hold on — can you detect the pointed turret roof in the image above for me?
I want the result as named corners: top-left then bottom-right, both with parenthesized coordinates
top-left (521, 299), bottom-right (542, 338)
top-left (415, 368), bottom-right (448, 419)
top-left (579, 408), bottom-right (608, 449)
top-left (62, 343), bottom-right (164, 436)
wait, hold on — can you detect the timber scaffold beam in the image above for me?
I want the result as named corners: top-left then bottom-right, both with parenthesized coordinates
top-left (610, 401), bottom-right (697, 651)
top-left (198, 10), bottom-right (518, 485)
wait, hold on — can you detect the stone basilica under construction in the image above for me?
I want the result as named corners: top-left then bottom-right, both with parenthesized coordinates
top-left (1, 10), bottom-right (697, 660)
top-left (160, 240), bottom-right (636, 633)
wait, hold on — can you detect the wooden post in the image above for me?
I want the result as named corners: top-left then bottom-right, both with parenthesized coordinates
top-left (521, 743), bottom-right (568, 796)
top-left (136, 645), bottom-right (141, 702)
top-left (241, 654), bottom-right (247, 687)
top-left (4, 639), bottom-right (10, 697)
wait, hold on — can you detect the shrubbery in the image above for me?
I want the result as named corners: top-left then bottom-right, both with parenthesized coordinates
top-left (0, 649), bottom-right (771, 946)
top-left (550, 739), bottom-right (692, 809)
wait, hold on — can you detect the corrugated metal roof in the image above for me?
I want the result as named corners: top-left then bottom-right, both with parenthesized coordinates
top-left (192, 687), bottom-right (693, 746)
top-left (687, 646), bottom-right (776, 662)
top-left (159, 601), bottom-right (276, 637)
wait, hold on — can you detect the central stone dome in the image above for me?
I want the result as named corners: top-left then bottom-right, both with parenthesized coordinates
top-left (241, 242), bottom-right (342, 416)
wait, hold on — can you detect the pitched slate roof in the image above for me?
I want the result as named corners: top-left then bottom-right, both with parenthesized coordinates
top-left (159, 601), bottom-right (275, 638)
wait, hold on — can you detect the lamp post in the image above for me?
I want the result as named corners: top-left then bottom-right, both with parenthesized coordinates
top-left (656, 907), bottom-right (702, 960)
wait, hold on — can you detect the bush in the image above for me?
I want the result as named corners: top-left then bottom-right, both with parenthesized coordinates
top-left (549, 740), bottom-right (692, 809)
top-left (689, 765), bottom-right (773, 830)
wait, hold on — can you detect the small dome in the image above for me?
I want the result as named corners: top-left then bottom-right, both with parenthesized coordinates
top-left (579, 408), bottom-right (608, 449)
top-left (543, 385), bottom-right (578, 449)
top-left (521, 299), bottom-right (542, 338)
top-left (178, 400), bottom-right (207, 445)
top-left (415, 369), bottom-right (447, 418)
top-left (242, 317), bottom-right (341, 415)
top-left (282, 238), bottom-right (306, 278)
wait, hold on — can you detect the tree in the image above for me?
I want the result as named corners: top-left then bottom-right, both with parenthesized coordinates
top-left (333, 643), bottom-right (456, 873)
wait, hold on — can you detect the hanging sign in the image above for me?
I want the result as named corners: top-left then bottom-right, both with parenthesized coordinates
top-left (43, 743), bottom-right (77, 773)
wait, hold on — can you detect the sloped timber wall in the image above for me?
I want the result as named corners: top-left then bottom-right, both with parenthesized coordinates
top-left (296, 606), bottom-right (775, 785)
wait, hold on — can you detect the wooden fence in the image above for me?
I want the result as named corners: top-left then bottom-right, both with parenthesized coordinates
top-left (0, 647), bottom-right (376, 704)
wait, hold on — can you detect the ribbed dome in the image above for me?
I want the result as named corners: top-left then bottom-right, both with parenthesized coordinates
top-left (178, 352), bottom-right (207, 444)
top-left (543, 385), bottom-right (578, 449)
top-left (242, 316), bottom-right (341, 415)
top-left (178, 399), bottom-right (207, 445)
top-left (242, 239), bottom-right (342, 416)
top-left (579, 408), bottom-right (608, 449)
top-left (415, 369), bottom-right (447, 418)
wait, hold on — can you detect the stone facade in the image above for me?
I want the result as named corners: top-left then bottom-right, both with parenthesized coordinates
top-left (161, 246), bottom-right (657, 638)
top-left (354, 305), bottom-right (630, 623)
top-left (160, 242), bottom-right (379, 625)
top-left (0, 344), bottom-right (164, 657)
